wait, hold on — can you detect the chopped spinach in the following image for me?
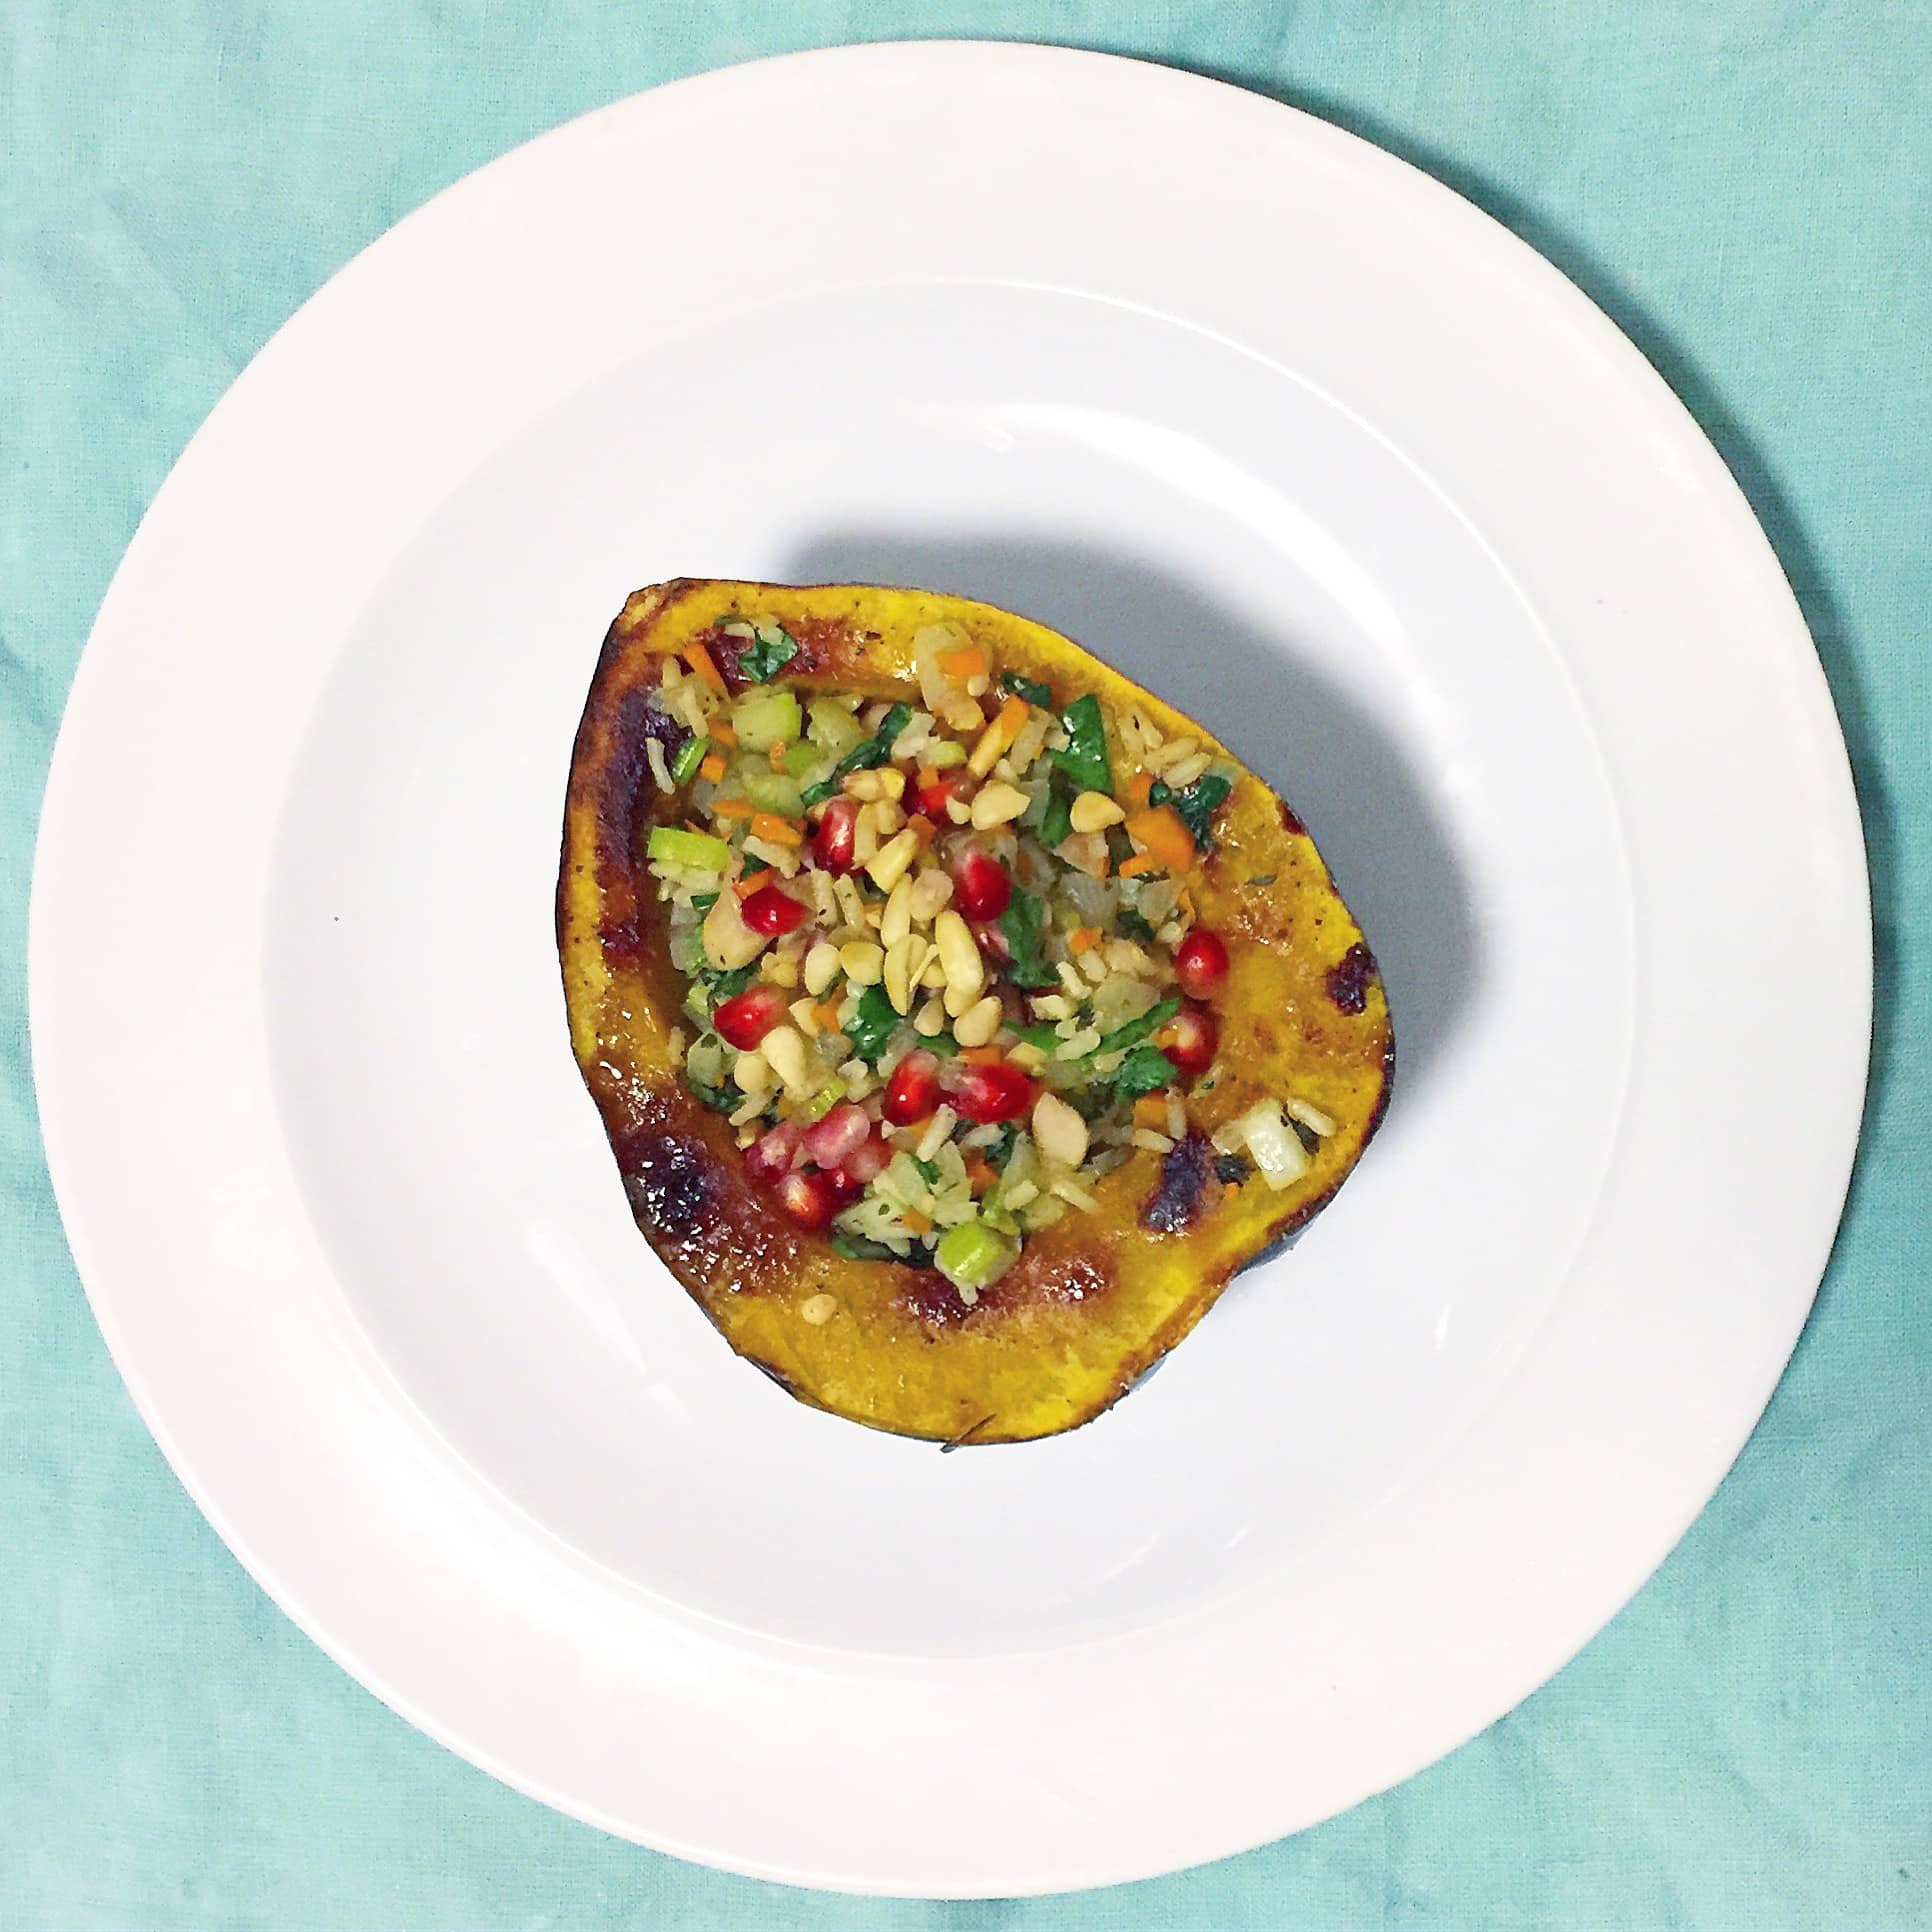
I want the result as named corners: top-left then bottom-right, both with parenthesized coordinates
top-left (1148, 771), bottom-right (1233, 849)
top-left (690, 891), bottom-right (719, 912)
top-left (1051, 692), bottom-right (1112, 794)
top-left (843, 983), bottom-right (899, 1061)
top-left (669, 731), bottom-right (707, 785)
top-left (1011, 1021), bottom-right (1063, 1053)
top-left (800, 700), bottom-right (912, 807)
top-left (1115, 908), bottom-right (1156, 943)
top-left (1111, 1044), bottom-right (1179, 1099)
top-left (999, 669), bottom-right (1053, 707)
top-left (912, 1156), bottom-right (942, 1186)
top-left (985, 1122), bottom-right (1021, 1170)
top-left (1037, 765), bottom-right (1076, 850)
top-left (736, 623), bottom-right (800, 683)
top-left (997, 886), bottom-right (1058, 988)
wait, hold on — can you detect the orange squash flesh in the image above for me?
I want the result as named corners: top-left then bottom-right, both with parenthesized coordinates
top-left (558, 581), bottom-right (1393, 1443)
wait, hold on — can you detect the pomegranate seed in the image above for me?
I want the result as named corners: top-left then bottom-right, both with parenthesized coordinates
top-left (972, 921), bottom-right (1011, 963)
top-left (774, 1168), bottom-right (840, 1230)
top-left (837, 1133), bottom-right (891, 1185)
top-left (883, 1050), bottom-right (941, 1126)
top-left (1173, 928), bottom-right (1229, 999)
top-left (951, 847), bottom-right (1012, 920)
top-left (743, 1119), bottom-right (803, 1185)
top-left (812, 795), bottom-right (860, 873)
top-left (1159, 1005), bottom-right (1218, 1076)
top-left (741, 882), bottom-right (807, 936)
top-left (955, 1059), bottom-right (1035, 1124)
top-left (713, 984), bottom-right (788, 1050)
top-left (802, 1100), bottom-right (870, 1169)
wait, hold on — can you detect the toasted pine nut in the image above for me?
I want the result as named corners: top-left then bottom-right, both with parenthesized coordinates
top-left (913, 995), bottom-right (947, 1037)
top-left (932, 910), bottom-right (984, 1002)
top-left (1032, 1091), bottom-right (1090, 1169)
top-left (803, 941), bottom-right (842, 997)
top-left (759, 1024), bottom-right (812, 1096)
top-left (838, 940), bottom-right (885, 985)
top-left (880, 875), bottom-right (914, 951)
top-left (952, 994), bottom-right (1003, 1048)
top-left (968, 781), bottom-right (1028, 828)
top-left (1069, 790), bottom-right (1125, 833)
top-left (800, 1293), bottom-right (839, 1326)
top-left (866, 827), bottom-right (921, 892)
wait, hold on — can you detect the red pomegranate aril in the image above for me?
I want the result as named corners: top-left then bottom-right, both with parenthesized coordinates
top-left (802, 1100), bottom-right (870, 1169)
top-left (1173, 928), bottom-right (1230, 999)
top-left (883, 1051), bottom-right (941, 1126)
top-left (741, 882), bottom-right (808, 936)
top-left (837, 1133), bottom-right (892, 1185)
top-left (955, 1059), bottom-right (1035, 1124)
top-left (812, 795), bottom-right (860, 873)
top-left (713, 984), bottom-right (788, 1050)
top-left (1160, 1005), bottom-right (1218, 1076)
top-left (774, 1168), bottom-right (841, 1230)
top-left (972, 921), bottom-right (1011, 963)
top-left (743, 1119), bottom-right (803, 1185)
top-left (951, 848), bottom-right (1012, 920)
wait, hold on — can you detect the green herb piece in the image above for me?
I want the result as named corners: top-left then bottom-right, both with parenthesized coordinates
top-left (922, 1033), bottom-right (960, 1057)
top-left (1097, 997), bottom-right (1179, 1056)
top-left (912, 1156), bottom-right (942, 1186)
top-left (999, 669), bottom-right (1053, 707)
top-left (997, 886), bottom-right (1058, 988)
top-left (736, 623), bottom-right (800, 683)
top-left (669, 732), bottom-right (707, 785)
top-left (1111, 1044), bottom-right (1179, 1100)
top-left (1051, 693), bottom-right (1112, 794)
top-left (801, 700), bottom-right (912, 807)
top-left (1037, 766), bottom-right (1076, 851)
top-left (986, 1122), bottom-right (1021, 1170)
top-left (689, 891), bottom-right (719, 911)
top-left (1116, 908), bottom-right (1156, 943)
top-left (646, 824), bottom-right (732, 872)
top-left (1148, 772), bottom-right (1233, 849)
top-left (739, 853), bottom-right (769, 880)
top-left (684, 1068), bottom-right (742, 1114)
top-left (697, 962), bottom-right (759, 1002)
top-left (843, 983), bottom-right (899, 1061)
top-left (832, 1230), bottom-right (905, 1262)
top-left (1011, 1021), bottom-right (1063, 1053)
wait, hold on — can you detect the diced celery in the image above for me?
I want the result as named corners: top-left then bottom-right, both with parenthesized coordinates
top-left (807, 696), bottom-right (869, 760)
top-left (647, 825), bottom-right (731, 872)
top-left (934, 1219), bottom-right (1020, 1292)
top-left (802, 1079), bottom-right (847, 1123)
top-left (739, 766), bottom-right (806, 815)
top-left (731, 687), bottom-right (801, 751)
top-left (783, 741), bottom-right (826, 778)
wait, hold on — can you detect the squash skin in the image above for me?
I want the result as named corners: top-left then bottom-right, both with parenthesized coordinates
top-left (559, 580), bottom-right (1393, 1443)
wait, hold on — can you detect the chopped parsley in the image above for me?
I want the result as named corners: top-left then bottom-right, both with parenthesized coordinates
top-left (997, 886), bottom-right (1058, 988)
top-left (1051, 692), bottom-right (1112, 794)
top-left (736, 623), bottom-right (800, 683)
top-left (1000, 669), bottom-right (1053, 706)
top-left (1149, 772), bottom-right (1232, 849)
top-left (843, 983), bottom-right (899, 1062)
top-left (1096, 997), bottom-right (1179, 1055)
top-left (1111, 1044), bottom-right (1180, 1100)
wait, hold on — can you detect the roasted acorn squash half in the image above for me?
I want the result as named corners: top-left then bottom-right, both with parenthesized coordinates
top-left (558, 580), bottom-right (1392, 1443)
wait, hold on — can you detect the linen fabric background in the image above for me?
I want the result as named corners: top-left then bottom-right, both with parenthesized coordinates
top-left (3, 3), bottom-right (1926, 1926)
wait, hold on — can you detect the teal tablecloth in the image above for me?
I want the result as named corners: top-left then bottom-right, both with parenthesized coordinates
top-left (4, 4), bottom-right (1926, 1925)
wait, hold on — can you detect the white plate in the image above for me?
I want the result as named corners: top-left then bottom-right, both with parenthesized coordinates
top-left (30, 42), bottom-right (1868, 1895)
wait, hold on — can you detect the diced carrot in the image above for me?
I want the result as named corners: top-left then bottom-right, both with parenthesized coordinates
top-left (815, 999), bottom-right (843, 1029)
top-left (964, 1155), bottom-right (997, 1194)
top-left (1116, 852), bottom-right (1158, 879)
top-left (960, 1046), bottom-right (1006, 1066)
top-left (733, 872), bottom-right (765, 899)
top-left (901, 1209), bottom-right (933, 1235)
top-left (1067, 926), bottom-right (1100, 955)
top-left (707, 718), bottom-right (737, 746)
top-left (915, 765), bottom-right (940, 791)
top-left (995, 694), bottom-right (1029, 740)
top-left (1125, 805), bottom-right (1195, 872)
top-left (1223, 1180), bottom-right (1241, 1202)
top-left (1123, 770), bottom-right (1154, 808)
top-left (712, 796), bottom-right (755, 819)
top-left (906, 812), bottom-right (937, 849)
top-left (750, 812), bottom-right (804, 846)
top-left (937, 643), bottom-right (988, 679)
top-left (1133, 1094), bottom-right (1169, 1129)
top-left (698, 752), bottom-right (727, 783)
top-left (683, 639), bottom-right (728, 695)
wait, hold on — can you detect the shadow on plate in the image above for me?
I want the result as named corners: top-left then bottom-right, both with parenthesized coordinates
top-left (785, 532), bottom-right (1483, 1103)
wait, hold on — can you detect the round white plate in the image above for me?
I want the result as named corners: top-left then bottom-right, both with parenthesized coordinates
top-left (31, 42), bottom-right (1868, 1896)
